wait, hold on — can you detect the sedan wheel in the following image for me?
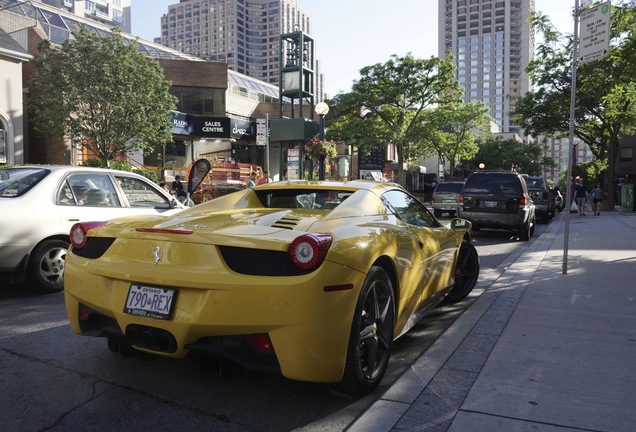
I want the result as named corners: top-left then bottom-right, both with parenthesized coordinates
top-left (338, 266), bottom-right (395, 394)
top-left (28, 239), bottom-right (68, 293)
top-left (445, 241), bottom-right (480, 303)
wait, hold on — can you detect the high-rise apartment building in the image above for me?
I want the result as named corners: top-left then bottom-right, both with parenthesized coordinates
top-left (31, 0), bottom-right (131, 32)
top-left (159, 0), bottom-right (311, 86)
top-left (438, 0), bottom-right (534, 136)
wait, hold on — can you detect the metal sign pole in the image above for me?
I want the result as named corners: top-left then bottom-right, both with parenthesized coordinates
top-left (563, 0), bottom-right (580, 274)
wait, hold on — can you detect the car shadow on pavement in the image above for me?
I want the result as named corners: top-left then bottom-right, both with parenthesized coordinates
top-left (0, 276), bottom-right (40, 299)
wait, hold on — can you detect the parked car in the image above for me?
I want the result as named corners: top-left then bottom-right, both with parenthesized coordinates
top-left (0, 165), bottom-right (186, 293)
top-left (431, 181), bottom-right (464, 218)
top-left (64, 180), bottom-right (480, 394)
top-left (521, 175), bottom-right (555, 223)
top-left (458, 171), bottom-right (536, 241)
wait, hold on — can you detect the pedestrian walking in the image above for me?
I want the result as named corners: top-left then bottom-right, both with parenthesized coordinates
top-left (591, 182), bottom-right (604, 216)
top-left (574, 178), bottom-right (588, 217)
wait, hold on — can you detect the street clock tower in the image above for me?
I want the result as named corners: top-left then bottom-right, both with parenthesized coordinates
top-left (279, 29), bottom-right (315, 119)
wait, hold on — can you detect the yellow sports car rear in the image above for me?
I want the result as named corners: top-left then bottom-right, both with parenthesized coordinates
top-left (64, 180), bottom-right (479, 394)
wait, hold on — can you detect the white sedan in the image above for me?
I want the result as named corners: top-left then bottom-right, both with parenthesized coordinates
top-left (0, 165), bottom-right (185, 293)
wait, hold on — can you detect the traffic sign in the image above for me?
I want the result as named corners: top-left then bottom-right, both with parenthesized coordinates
top-left (579, 1), bottom-right (611, 64)
top-left (256, 118), bottom-right (267, 146)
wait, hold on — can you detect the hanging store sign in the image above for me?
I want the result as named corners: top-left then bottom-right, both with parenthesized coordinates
top-left (169, 112), bottom-right (194, 136)
top-left (194, 117), bottom-right (231, 138)
top-left (230, 118), bottom-right (254, 140)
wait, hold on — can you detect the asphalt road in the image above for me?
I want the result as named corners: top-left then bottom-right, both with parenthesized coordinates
top-left (0, 214), bottom-right (556, 432)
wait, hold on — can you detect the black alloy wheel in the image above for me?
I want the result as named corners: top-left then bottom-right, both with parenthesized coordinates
top-left (338, 266), bottom-right (395, 394)
top-left (445, 241), bottom-right (480, 303)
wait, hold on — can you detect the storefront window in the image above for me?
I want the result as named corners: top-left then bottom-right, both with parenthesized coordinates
top-left (170, 86), bottom-right (225, 116)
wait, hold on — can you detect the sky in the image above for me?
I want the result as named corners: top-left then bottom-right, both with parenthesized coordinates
top-left (131, 0), bottom-right (577, 98)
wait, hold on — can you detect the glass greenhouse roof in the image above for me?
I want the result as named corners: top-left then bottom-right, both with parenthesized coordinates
top-left (0, 0), bottom-right (281, 99)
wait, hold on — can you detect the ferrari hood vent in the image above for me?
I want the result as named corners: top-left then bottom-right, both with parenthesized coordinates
top-left (271, 214), bottom-right (302, 230)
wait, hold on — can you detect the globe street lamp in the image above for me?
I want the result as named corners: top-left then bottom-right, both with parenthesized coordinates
top-left (315, 102), bottom-right (330, 180)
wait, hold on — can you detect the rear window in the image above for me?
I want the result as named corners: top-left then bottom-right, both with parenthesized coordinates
top-left (254, 189), bottom-right (354, 209)
top-left (0, 167), bottom-right (50, 198)
top-left (464, 174), bottom-right (522, 194)
top-left (524, 177), bottom-right (546, 189)
top-left (434, 182), bottom-right (464, 193)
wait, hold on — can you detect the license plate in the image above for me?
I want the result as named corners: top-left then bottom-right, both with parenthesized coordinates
top-left (444, 199), bottom-right (455, 203)
top-left (124, 285), bottom-right (176, 320)
top-left (483, 201), bottom-right (498, 208)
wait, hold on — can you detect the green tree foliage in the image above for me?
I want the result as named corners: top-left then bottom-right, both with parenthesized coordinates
top-left (470, 137), bottom-right (554, 175)
top-left (325, 53), bottom-right (459, 185)
top-left (29, 27), bottom-right (177, 167)
top-left (418, 101), bottom-right (492, 178)
top-left (512, 1), bottom-right (636, 208)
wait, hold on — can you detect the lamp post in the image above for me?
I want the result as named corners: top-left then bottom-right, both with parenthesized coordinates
top-left (315, 102), bottom-right (329, 180)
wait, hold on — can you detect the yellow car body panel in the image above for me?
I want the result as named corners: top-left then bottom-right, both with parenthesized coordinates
top-left (65, 248), bottom-right (366, 381)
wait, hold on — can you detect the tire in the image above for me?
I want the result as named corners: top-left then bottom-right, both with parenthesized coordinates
top-left (449, 210), bottom-right (457, 217)
top-left (28, 239), bottom-right (68, 293)
top-left (518, 219), bottom-right (531, 241)
top-left (434, 209), bottom-right (442, 218)
top-left (337, 266), bottom-right (395, 394)
top-left (445, 241), bottom-right (480, 303)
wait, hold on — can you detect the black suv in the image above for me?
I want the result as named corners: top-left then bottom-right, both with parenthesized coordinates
top-left (458, 171), bottom-right (536, 241)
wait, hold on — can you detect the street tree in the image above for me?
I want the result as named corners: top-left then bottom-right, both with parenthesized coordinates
top-left (29, 27), bottom-right (177, 167)
top-left (469, 137), bottom-right (554, 176)
top-left (418, 101), bottom-right (491, 179)
top-left (325, 53), bottom-right (459, 186)
top-left (513, 1), bottom-right (636, 209)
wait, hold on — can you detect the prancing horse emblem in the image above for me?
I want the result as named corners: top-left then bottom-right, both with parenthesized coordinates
top-left (152, 246), bottom-right (162, 266)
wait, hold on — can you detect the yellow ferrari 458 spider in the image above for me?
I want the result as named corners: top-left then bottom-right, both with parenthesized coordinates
top-left (64, 180), bottom-right (479, 394)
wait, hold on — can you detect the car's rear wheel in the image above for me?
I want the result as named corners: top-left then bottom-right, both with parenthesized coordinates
top-left (28, 239), bottom-right (68, 293)
top-left (434, 209), bottom-right (442, 218)
top-left (445, 241), bottom-right (480, 303)
top-left (518, 218), bottom-right (532, 241)
top-left (337, 266), bottom-right (395, 394)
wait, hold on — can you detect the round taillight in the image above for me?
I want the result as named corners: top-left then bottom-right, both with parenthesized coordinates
top-left (70, 221), bottom-right (107, 249)
top-left (289, 233), bottom-right (332, 271)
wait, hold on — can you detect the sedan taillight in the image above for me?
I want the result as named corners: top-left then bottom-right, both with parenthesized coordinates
top-left (458, 193), bottom-right (464, 205)
top-left (289, 233), bottom-right (332, 271)
top-left (70, 221), bottom-right (107, 250)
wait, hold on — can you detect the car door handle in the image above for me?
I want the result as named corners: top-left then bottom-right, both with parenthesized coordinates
top-left (418, 240), bottom-right (424, 249)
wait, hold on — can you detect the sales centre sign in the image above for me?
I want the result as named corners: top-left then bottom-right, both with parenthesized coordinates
top-left (194, 117), bottom-right (230, 138)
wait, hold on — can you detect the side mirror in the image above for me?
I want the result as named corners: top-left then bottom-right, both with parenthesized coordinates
top-left (450, 218), bottom-right (471, 232)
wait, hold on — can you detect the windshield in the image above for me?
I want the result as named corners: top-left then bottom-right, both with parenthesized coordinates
top-left (0, 168), bottom-right (50, 198)
top-left (254, 189), bottom-right (354, 209)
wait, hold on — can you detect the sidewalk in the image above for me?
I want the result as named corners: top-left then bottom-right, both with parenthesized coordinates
top-left (350, 210), bottom-right (636, 432)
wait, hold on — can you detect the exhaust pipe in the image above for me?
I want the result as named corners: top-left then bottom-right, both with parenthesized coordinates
top-left (124, 325), bottom-right (177, 353)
